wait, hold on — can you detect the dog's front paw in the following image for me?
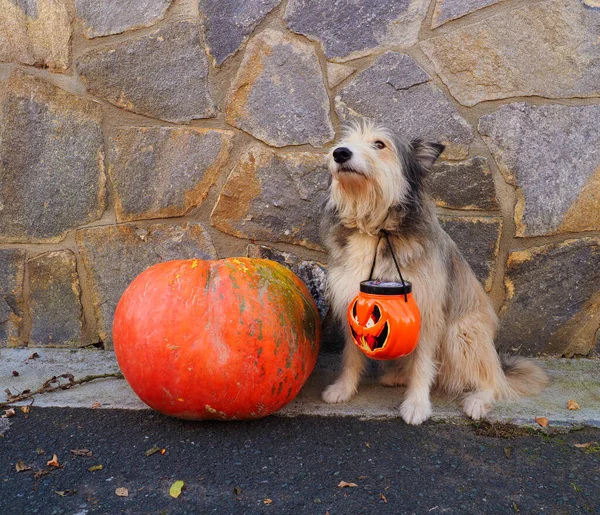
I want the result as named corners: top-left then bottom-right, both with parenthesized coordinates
top-left (322, 381), bottom-right (356, 404)
top-left (400, 399), bottom-right (432, 425)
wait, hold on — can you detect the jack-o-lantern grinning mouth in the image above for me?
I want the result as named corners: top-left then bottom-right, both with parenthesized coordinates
top-left (351, 303), bottom-right (390, 351)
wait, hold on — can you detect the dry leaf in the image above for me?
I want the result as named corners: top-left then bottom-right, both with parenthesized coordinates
top-left (91, 402), bottom-right (101, 409)
top-left (88, 464), bottom-right (103, 472)
top-left (55, 490), bottom-right (75, 497)
top-left (338, 481), bottom-right (358, 488)
top-left (567, 400), bottom-right (580, 411)
top-left (15, 460), bottom-right (31, 472)
top-left (357, 475), bottom-right (367, 480)
top-left (20, 406), bottom-right (30, 414)
top-left (535, 417), bottom-right (548, 428)
top-left (504, 447), bottom-right (512, 458)
top-left (574, 442), bottom-right (592, 448)
top-left (233, 487), bottom-right (242, 495)
top-left (28, 352), bottom-right (40, 360)
top-left (169, 480), bottom-right (184, 498)
top-left (2, 408), bottom-right (16, 418)
top-left (115, 487), bottom-right (129, 497)
top-left (263, 499), bottom-right (273, 505)
top-left (380, 493), bottom-right (388, 503)
top-left (47, 454), bottom-right (60, 468)
top-left (144, 446), bottom-right (161, 457)
top-left (36, 448), bottom-right (45, 455)
top-left (33, 469), bottom-right (51, 480)
top-left (71, 449), bottom-right (92, 457)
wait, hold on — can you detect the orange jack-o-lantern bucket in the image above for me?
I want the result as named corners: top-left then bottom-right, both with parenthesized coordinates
top-left (348, 280), bottom-right (420, 360)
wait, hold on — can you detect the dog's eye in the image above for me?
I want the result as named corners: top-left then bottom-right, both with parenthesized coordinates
top-left (374, 141), bottom-right (386, 149)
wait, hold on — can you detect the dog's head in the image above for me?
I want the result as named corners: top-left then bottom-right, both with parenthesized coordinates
top-left (328, 120), bottom-right (444, 234)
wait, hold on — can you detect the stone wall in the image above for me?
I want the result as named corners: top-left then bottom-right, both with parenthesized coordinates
top-left (0, 0), bottom-right (598, 356)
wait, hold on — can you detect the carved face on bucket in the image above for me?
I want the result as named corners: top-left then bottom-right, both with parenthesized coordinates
top-left (350, 299), bottom-right (389, 352)
top-left (347, 287), bottom-right (421, 360)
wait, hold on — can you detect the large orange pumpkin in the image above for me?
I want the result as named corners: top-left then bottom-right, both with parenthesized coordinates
top-left (113, 257), bottom-right (321, 420)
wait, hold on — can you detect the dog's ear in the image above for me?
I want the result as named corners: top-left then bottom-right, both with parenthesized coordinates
top-left (411, 140), bottom-right (445, 170)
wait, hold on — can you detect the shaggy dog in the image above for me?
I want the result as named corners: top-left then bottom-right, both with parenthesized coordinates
top-left (321, 121), bottom-right (548, 425)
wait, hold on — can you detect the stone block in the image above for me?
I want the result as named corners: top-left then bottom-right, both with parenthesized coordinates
top-left (28, 250), bottom-right (83, 347)
top-left (479, 103), bottom-right (600, 237)
top-left (431, 0), bottom-right (502, 28)
top-left (109, 127), bottom-right (234, 222)
top-left (211, 145), bottom-right (329, 250)
top-left (225, 29), bottom-right (333, 148)
top-left (77, 20), bottom-right (215, 123)
top-left (440, 216), bottom-right (502, 291)
top-left (0, 72), bottom-right (105, 243)
top-left (429, 157), bottom-right (498, 211)
top-left (498, 238), bottom-right (600, 356)
top-left (422, 0), bottom-right (600, 106)
top-left (199, 0), bottom-right (281, 64)
top-left (0, 0), bottom-right (72, 71)
top-left (285, 0), bottom-right (429, 62)
top-left (76, 0), bottom-right (172, 38)
top-left (0, 250), bottom-right (25, 347)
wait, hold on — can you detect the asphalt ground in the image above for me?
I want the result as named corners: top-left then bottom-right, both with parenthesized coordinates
top-left (1, 409), bottom-right (599, 514)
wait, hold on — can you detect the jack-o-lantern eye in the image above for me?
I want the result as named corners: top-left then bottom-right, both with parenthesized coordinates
top-left (352, 303), bottom-right (381, 325)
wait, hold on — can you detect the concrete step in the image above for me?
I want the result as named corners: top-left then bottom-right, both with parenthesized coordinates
top-left (1, 348), bottom-right (598, 428)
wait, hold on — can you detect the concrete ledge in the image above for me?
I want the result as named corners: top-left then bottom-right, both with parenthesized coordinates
top-left (1, 349), bottom-right (598, 427)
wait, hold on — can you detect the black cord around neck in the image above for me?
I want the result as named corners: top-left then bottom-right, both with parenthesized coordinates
top-left (368, 231), bottom-right (409, 302)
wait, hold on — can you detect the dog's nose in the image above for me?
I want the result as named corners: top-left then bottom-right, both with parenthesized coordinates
top-left (333, 147), bottom-right (352, 164)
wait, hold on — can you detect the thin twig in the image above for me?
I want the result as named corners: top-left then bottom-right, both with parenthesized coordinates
top-left (1, 372), bottom-right (124, 409)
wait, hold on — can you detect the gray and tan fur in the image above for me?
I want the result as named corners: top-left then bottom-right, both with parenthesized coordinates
top-left (322, 120), bottom-right (548, 425)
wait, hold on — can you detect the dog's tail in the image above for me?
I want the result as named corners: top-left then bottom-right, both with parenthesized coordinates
top-left (500, 355), bottom-right (549, 399)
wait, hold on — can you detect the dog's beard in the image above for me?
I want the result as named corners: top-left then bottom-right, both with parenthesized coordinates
top-left (331, 171), bottom-right (397, 235)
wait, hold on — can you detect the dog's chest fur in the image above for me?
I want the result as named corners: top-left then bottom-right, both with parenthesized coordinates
top-left (326, 228), bottom-right (444, 321)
